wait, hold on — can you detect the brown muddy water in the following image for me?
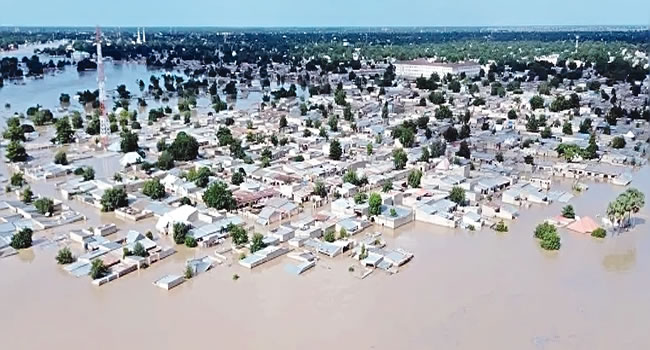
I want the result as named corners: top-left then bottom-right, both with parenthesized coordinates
top-left (1, 167), bottom-right (649, 350)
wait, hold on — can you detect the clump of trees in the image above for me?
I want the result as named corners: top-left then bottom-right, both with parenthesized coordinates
top-left (203, 182), bottom-right (236, 211)
top-left (229, 224), bottom-right (249, 246)
top-left (561, 205), bottom-right (575, 219)
top-left (142, 178), bottom-right (166, 199)
top-left (449, 186), bottom-right (465, 205)
top-left (173, 222), bottom-right (190, 244)
top-left (534, 222), bottom-right (561, 251)
top-left (56, 247), bottom-right (75, 264)
top-left (100, 187), bottom-right (128, 211)
top-left (606, 188), bottom-right (645, 229)
top-left (89, 259), bottom-right (109, 279)
top-left (11, 227), bottom-right (33, 249)
top-left (34, 197), bottom-right (54, 215)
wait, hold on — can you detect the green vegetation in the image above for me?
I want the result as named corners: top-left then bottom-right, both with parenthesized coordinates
top-left (142, 178), bottom-right (166, 200)
top-left (5, 140), bottom-right (28, 162)
top-left (54, 150), bottom-right (68, 165)
top-left (606, 188), bottom-right (645, 229)
top-left (449, 186), bottom-right (465, 206)
top-left (167, 131), bottom-right (199, 161)
top-left (34, 197), bottom-right (54, 215)
top-left (173, 222), bottom-right (190, 245)
top-left (10, 172), bottom-right (25, 187)
top-left (323, 230), bottom-right (336, 243)
top-left (203, 182), bottom-right (236, 211)
top-left (392, 148), bottom-right (408, 170)
top-left (250, 233), bottom-right (266, 253)
top-left (10, 227), bottom-right (33, 249)
top-left (561, 205), bottom-right (575, 219)
top-left (329, 139), bottom-right (342, 160)
top-left (100, 187), bottom-right (128, 212)
top-left (534, 222), bottom-right (561, 251)
top-left (229, 224), bottom-right (249, 246)
top-left (89, 259), bottom-right (109, 279)
top-left (56, 247), bottom-right (75, 264)
top-left (184, 236), bottom-right (198, 248)
top-left (408, 169), bottom-right (422, 188)
top-left (368, 192), bottom-right (382, 216)
top-left (591, 227), bottom-right (606, 238)
top-left (495, 220), bottom-right (508, 232)
top-left (184, 265), bottom-right (194, 279)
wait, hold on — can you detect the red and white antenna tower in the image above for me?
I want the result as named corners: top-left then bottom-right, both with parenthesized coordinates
top-left (96, 26), bottom-right (110, 148)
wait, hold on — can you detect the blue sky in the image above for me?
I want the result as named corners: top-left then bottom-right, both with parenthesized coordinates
top-left (2, 0), bottom-right (649, 27)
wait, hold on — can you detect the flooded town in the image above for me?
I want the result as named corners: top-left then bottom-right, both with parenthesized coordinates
top-left (1, 21), bottom-right (649, 350)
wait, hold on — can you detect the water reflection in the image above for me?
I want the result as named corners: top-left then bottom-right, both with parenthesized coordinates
top-left (602, 249), bottom-right (636, 272)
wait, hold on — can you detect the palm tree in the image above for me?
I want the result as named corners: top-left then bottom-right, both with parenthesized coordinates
top-left (606, 200), bottom-right (625, 230)
top-left (622, 188), bottom-right (645, 226)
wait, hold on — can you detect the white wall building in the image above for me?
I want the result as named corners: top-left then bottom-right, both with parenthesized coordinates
top-left (394, 60), bottom-right (481, 79)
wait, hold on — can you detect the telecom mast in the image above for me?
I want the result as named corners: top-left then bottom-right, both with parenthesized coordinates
top-left (96, 26), bottom-right (110, 147)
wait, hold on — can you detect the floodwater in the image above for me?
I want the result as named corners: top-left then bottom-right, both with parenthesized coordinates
top-left (1, 162), bottom-right (649, 349)
top-left (1, 52), bottom-right (308, 123)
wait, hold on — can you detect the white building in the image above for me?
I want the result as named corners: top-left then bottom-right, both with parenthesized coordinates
top-left (394, 60), bottom-right (481, 79)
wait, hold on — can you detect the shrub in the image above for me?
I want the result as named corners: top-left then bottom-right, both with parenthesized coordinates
top-left (323, 230), bottom-right (336, 243)
top-left (173, 222), bottom-right (190, 244)
top-left (89, 259), bottom-right (109, 279)
top-left (184, 265), bottom-right (193, 279)
top-left (495, 220), bottom-right (508, 232)
top-left (184, 236), bottom-right (198, 248)
top-left (54, 151), bottom-right (68, 165)
top-left (56, 247), bottom-right (75, 264)
top-left (34, 197), bottom-right (54, 215)
top-left (10, 172), bottom-right (25, 187)
top-left (132, 242), bottom-right (147, 257)
top-left (561, 205), bottom-right (575, 219)
top-left (591, 227), bottom-right (606, 238)
top-left (10, 228), bottom-right (33, 249)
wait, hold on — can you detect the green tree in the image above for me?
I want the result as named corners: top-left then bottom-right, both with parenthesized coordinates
top-left (10, 172), bottom-right (25, 187)
top-left (529, 95), bottom-right (545, 110)
top-left (55, 117), bottom-right (75, 144)
top-left (100, 187), bottom-right (128, 212)
top-left (89, 259), bottom-right (109, 279)
top-left (21, 186), bottom-right (33, 203)
top-left (54, 150), bottom-right (68, 165)
top-left (120, 129), bottom-right (139, 153)
top-left (167, 132), bottom-right (199, 161)
top-left (203, 182), bottom-right (236, 211)
top-left (366, 143), bottom-right (373, 155)
top-left (583, 134), bottom-right (598, 160)
top-left (456, 141), bottom-right (471, 159)
top-left (229, 224), bottom-right (249, 246)
top-left (5, 140), bottom-right (28, 162)
top-left (312, 180), bottom-right (327, 197)
top-left (591, 227), bottom-right (606, 238)
top-left (561, 205), bottom-right (575, 219)
top-left (562, 120), bottom-right (573, 135)
top-left (82, 167), bottom-right (95, 181)
top-left (184, 236), bottom-right (198, 248)
top-left (382, 182), bottom-right (393, 193)
top-left (142, 178), bottom-right (166, 199)
top-left (610, 136), bottom-right (626, 149)
top-left (173, 222), bottom-right (190, 244)
top-left (449, 186), bottom-right (465, 205)
top-left (534, 222), bottom-right (557, 239)
top-left (34, 197), bottom-right (54, 215)
top-left (231, 169), bottom-right (245, 185)
top-left (3, 117), bottom-right (25, 141)
top-left (10, 227), bottom-right (33, 249)
top-left (329, 139), bottom-right (342, 160)
top-left (56, 247), bottom-right (75, 264)
top-left (132, 242), bottom-right (147, 257)
top-left (323, 230), bottom-right (336, 243)
top-left (392, 148), bottom-right (408, 170)
top-left (408, 169), bottom-right (422, 188)
top-left (250, 233), bottom-right (266, 253)
top-left (495, 220), bottom-right (508, 232)
top-left (157, 151), bottom-right (175, 170)
top-left (368, 192), bottom-right (382, 216)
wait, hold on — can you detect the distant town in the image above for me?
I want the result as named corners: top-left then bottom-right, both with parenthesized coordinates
top-left (0, 27), bottom-right (647, 291)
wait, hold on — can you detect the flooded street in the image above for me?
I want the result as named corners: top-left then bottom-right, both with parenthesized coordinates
top-left (1, 164), bottom-right (649, 350)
